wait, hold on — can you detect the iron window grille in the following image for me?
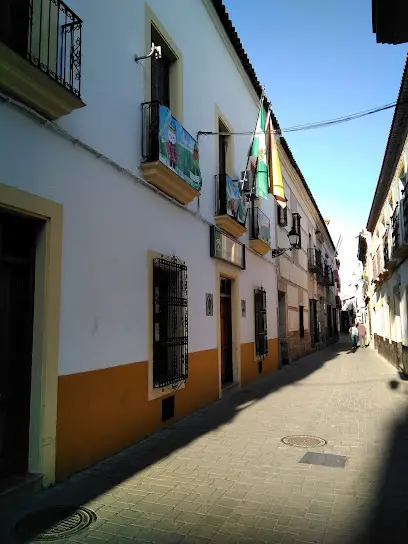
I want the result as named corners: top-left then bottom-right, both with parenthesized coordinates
top-left (277, 204), bottom-right (288, 227)
top-left (299, 306), bottom-right (304, 338)
top-left (0, 0), bottom-right (83, 98)
top-left (254, 287), bottom-right (268, 358)
top-left (153, 256), bottom-right (188, 388)
top-left (292, 213), bottom-right (302, 249)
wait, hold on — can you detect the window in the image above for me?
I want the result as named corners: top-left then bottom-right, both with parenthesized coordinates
top-left (218, 119), bottom-right (230, 175)
top-left (153, 256), bottom-right (188, 388)
top-left (254, 287), bottom-right (268, 357)
top-left (151, 25), bottom-right (176, 108)
top-left (292, 213), bottom-right (302, 249)
top-left (277, 204), bottom-right (288, 227)
top-left (299, 306), bottom-right (304, 338)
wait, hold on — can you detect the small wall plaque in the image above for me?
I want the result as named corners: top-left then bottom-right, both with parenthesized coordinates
top-left (241, 299), bottom-right (246, 317)
top-left (206, 293), bottom-right (214, 316)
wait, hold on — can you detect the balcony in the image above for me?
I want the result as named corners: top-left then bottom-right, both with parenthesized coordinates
top-left (249, 207), bottom-right (271, 255)
top-left (391, 200), bottom-right (408, 260)
top-left (317, 268), bottom-right (326, 285)
top-left (141, 102), bottom-right (202, 205)
top-left (308, 247), bottom-right (322, 272)
top-left (214, 174), bottom-right (248, 238)
top-left (325, 265), bottom-right (335, 286)
top-left (0, 0), bottom-right (84, 120)
top-left (372, 245), bottom-right (386, 284)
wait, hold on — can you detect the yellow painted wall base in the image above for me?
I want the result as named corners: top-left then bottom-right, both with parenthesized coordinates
top-left (241, 338), bottom-right (279, 385)
top-left (56, 348), bottom-right (219, 481)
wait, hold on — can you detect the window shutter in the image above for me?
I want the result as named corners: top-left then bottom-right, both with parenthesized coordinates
top-left (277, 204), bottom-right (288, 227)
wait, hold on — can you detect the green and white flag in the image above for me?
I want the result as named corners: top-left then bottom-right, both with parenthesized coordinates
top-left (250, 103), bottom-right (268, 200)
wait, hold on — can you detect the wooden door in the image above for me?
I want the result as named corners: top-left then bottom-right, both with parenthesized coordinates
top-left (220, 278), bottom-right (233, 385)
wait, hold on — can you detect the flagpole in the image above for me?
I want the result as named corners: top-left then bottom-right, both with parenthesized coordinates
top-left (245, 88), bottom-right (265, 201)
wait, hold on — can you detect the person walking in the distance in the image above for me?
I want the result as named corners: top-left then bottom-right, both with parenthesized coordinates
top-left (349, 323), bottom-right (359, 351)
top-left (358, 322), bottom-right (366, 348)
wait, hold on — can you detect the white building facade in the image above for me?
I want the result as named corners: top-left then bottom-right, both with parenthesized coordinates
top-left (362, 56), bottom-right (408, 372)
top-left (275, 147), bottom-right (340, 362)
top-left (0, 0), bottom-right (290, 485)
top-left (0, 0), bottom-right (330, 488)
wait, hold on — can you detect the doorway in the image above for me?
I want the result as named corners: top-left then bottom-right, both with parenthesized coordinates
top-left (309, 299), bottom-right (318, 343)
top-left (220, 277), bottom-right (233, 386)
top-left (0, 209), bottom-right (40, 478)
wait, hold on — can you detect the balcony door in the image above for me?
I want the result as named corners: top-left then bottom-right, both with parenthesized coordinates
top-left (309, 299), bottom-right (318, 343)
top-left (0, 0), bottom-right (30, 57)
top-left (151, 26), bottom-right (175, 109)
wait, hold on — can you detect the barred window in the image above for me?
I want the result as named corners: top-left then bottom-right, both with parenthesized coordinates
top-left (277, 204), bottom-right (288, 227)
top-left (153, 256), bottom-right (188, 388)
top-left (254, 287), bottom-right (268, 357)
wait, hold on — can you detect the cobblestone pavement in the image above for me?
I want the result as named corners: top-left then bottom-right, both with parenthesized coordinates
top-left (3, 336), bottom-right (408, 544)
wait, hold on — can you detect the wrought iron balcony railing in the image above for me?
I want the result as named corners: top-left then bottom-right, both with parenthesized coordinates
top-left (391, 204), bottom-right (400, 256)
top-left (403, 190), bottom-right (408, 243)
top-left (383, 231), bottom-right (390, 268)
top-left (0, 0), bottom-right (82, 98)
top-left (308, 247), bottom-right (322, 272)
top-left (325, 265), bottom-right (334, 286)
top-left (372, 245), bottom-right (385, 282)
top-left (391, 197), bottom-right (408, 260)
top-left (249, 207), bottom-right (271, 247)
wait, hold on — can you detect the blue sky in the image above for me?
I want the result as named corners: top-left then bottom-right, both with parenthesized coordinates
top-left (223, 0), bottom-right (407, 290)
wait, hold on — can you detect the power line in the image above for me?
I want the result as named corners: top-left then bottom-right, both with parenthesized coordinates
top-left (197, 100), bottom-right (399, 138)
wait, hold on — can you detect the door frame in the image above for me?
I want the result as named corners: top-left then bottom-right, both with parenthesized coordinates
top-left (0, 183), bottom-right (62, 486)
top-left (216, 262), bottom-right (241, 397)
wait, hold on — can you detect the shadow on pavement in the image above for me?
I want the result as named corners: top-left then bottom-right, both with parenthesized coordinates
top-left (1, 338), bottom-right (350, 543)
top-left (348, 378), bottom-right (408, 544)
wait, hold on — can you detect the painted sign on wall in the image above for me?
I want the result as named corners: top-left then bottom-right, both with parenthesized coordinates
top-left (158, 105), bottom-right (202, 191)
top-left (210, 225), bottom-right (246, 269)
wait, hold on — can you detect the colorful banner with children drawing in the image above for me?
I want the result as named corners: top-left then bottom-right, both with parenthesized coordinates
top-left (158, 105), bottom-right (202, 191)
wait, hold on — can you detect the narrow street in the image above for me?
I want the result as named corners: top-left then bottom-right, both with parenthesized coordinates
top-left (2, 337), bottom-right (408, 544)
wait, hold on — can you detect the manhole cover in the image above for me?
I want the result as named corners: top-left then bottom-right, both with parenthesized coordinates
top-left (14, 506), bottom-right (97, 541)
top-left (281, 435), bottom-right (327, 448)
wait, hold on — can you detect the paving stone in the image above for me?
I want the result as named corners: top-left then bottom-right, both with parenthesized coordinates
top-left (1, 339), bottom-right (405, 543)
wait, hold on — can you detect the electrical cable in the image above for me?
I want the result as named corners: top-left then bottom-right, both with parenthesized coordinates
top-left (198, 100), bottom-right (403, 138)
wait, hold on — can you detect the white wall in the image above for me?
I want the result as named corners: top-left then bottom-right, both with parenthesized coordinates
top-left (0, 0), bottom-right (279, 376)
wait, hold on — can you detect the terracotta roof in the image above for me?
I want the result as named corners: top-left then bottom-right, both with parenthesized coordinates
top-left (210, 0), bottom-right (336, 252)
top-left (366, 55), bottom-right (408, 232)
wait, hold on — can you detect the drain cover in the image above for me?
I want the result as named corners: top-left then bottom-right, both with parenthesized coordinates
top-left (282, 435), bottom-right (327, 448)
top-left (14, 506), bottom-right (97, 541)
